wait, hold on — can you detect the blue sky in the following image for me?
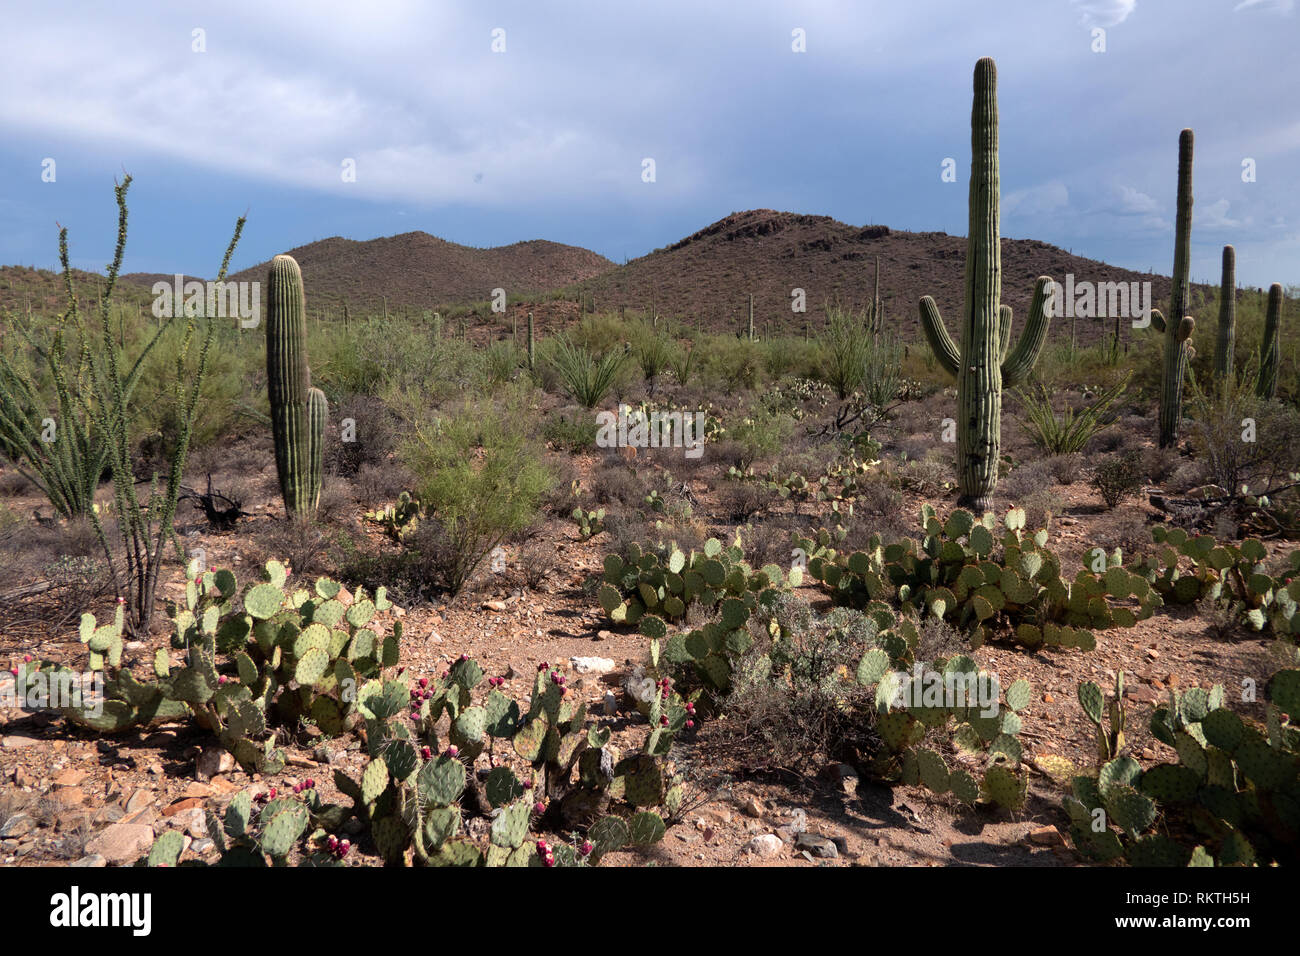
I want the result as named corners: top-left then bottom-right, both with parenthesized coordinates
top-left (1, 0), bottom-right (1297, 288)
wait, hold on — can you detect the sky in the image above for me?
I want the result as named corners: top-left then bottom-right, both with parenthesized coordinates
top-left (1, 0), bottom-right (1297, 289)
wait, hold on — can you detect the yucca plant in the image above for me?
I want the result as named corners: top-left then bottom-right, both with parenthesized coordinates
top-left (1016, 374), bottom-right (1129, 456)
top-left (668, 342), bottom-right (695, 386)
top-left (0, 316), bottom-right (108, 518)
top-left (636, 330), bottom-right (674, 393)
top-left (549, 334), bottom-right (626, 408)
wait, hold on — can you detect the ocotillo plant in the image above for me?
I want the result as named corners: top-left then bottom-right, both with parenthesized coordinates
top-left (1153, 129), bottom-right (1195, 448)
top-left (266, 254), bottom-right (326, 515)
top-left (1215, 245), bottom-right (1235, 380)
top-left (918, 57), bottom-right (1053, 511)
top-left (1258, 283), bottom-right (1283, 399)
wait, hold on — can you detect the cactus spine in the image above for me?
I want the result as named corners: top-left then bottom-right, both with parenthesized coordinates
top-left (266, 255), bottom-right (326, 515)
top-left (918, 58), bottom-right (1053, 511)
top-left (1258, 283), bottom-right (1282, 399)
top-left (1214, 245), bottom-right (1235, 380)
top-left (1155, 129), bottom-right (1195, 448)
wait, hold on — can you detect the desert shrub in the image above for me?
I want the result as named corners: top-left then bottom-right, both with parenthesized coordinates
top-left (480, 339), bottom-right (523, 386)
top-left (549, 335), bottom-right (627, 408)
top-left (722, 407), bottom-right (793, 471)
top-left (1091, 450), bottom-right (1145, 510)
top-left (718, 480), bottom-right (771, 522)
top-left (242, 516), bottom-right (334, 580)
top-left (353, 461), bottom-right (412, 508)
top-left (542, 409), bottom-right (598, 453)
top-left (589, 461), bottom-right (649, 506)
top-left (324, 393), bottom-right (399, 477)
top-left (1016, 376), bottom-right (1128, 456)
top-left (696, 336), bottom-right (761, 393)
top-left (396, 387), bottom-right (555, 594)
top-left (1020, 486), bottom-right (1065, 531)
top-left (818, 305), bottom-right (872, 399)
top-left (1186, 370), bottom-right (1300, 495)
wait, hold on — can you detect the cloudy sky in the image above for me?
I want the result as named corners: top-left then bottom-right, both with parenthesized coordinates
top-left (1, 0), bottom-right (1296, 288)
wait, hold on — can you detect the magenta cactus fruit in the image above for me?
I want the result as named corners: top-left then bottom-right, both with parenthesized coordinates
top-left (446, 745), bottom-right (459, 758)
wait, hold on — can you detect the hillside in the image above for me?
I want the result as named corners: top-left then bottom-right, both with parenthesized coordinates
top-left (568, 210), bottom-right (1190, 347)
top-left (126, 233), bottom-right (618, 315)
top-left (4, 211), bottom-right (1224, 352)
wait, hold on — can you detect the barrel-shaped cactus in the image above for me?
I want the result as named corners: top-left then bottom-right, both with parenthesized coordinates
top-left (918, 57), bottom-right (1052, 511)
top-left (1154, 130), bottom-right (1195, 448)
top-left (1215, 245), bottom-right (1235, 380)
top-left (1258, 282), bottom-right (1283, 400)
top-left (266, 254), bottom-right (326, 514)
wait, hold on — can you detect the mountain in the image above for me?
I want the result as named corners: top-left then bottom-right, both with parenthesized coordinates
top-left (125, 232), bottom-right (617, 315)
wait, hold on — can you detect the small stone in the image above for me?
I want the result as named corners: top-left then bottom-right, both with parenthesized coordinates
top-left (795, 832), bottom-right (838, 859)
top-left (71, 853), bottom-right (107, 868)
top-left (190, 838), bottom-right (214, 855)
top-left (745, 833), bottom-right (784, 857)
top-left (601, 692), bottom-right (618, 716)
top-left (788, 808), bottom-right (808, 834)
top-left (196, 748), bottom-right (234, 781)
top-left (1, 735), bottom-right (42, 750)
top-left (84, 823), bottom-right (155, 864)
top-left (162, 797), bottom-right (204, 819)
top-left (595, 630), bottom-right (614, 642)
top-left (124, 789), bottom-right (154, 814)
top-left (54, 769), bottom-right (87, 787)
top-left (1028, 825), bottom-right (1065, 847)
top-left (482, 600), bottom-right (507, 612)
top-left (569, 656), bottom-right (616, 676)
top-left (741, 796), bottom-right (765, 818)
top-left (1042, 693), bottom-right (1054, 704)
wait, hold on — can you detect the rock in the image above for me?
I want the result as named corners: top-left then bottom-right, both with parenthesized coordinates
top-left (196, 748), bottom-right (234, 780)
top-left (822, 763), bottom-right (859, 795)
top-left (1, 735), bottom-right (42, 749)
top-left (601, 692), bottom-right (618, 716)
top-left (1028, 825), bottom-right (1065, 847)
top-left (191, 838), bottom-right (214, 855)
top-left (569, 656), bottom-right (616, 676)
top-left (162, 797), bottom-right (204, 819)
top-left (71, 853), bottom-right (107, 868)
top-left (12, 767), bottom-right (35, 789)
top-left (741, 796), bottom-right (765, 818)
top-left (482, 600), bottom-right (507, 612)
top-left (830, 836), bottom-right (852, 858)
top-left (124, 789), bottom-right (154, 814)
top-left (84, 823), bottom-right (155, 864)
top-left (795, 832), bottom-right (839, 859)
top-left (0, 812), bottom-right (35, 838)
top-left (745, 834), bottom-right (784, 858)
top-left (788, 808), bottom-right (808, 834)
top-left (175, 808), bottom-right (208, 839)
top-left (595, 630), bottom-right (614, 641)
top-left (56, 788), bottom-right (86, 807)
top-left (54, 769), bottom-right (87, 787)
top-left (93, 804), bottom-right (125, 825)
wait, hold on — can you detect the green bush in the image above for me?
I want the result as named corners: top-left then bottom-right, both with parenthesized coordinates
top-left (397, 385), bottom-right (555, 593)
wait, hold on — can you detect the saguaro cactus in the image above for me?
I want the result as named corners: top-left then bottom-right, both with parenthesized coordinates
top-left (919, 57), bottom-right (1053, 511)
top-left (527, 311), bottom-right (536, 370)
top-left (1258, 283), bottom-right (1283, 399)
top-left (1154, 129), bottom-right (1195, 448)
top-left (266, 254), bottom-right (326, 515)
top-left (1215, 245), bottom-right (1235, 380)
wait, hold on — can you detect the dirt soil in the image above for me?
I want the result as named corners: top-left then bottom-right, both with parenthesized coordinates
top-left (0, 430), bottom-right (1282, 869)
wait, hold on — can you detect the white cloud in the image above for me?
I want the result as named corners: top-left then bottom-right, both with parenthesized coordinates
top-left (1070, 0), bottom-right (1138, 27)
top-left (1003, 181), bottom-right (1070, 218)
top-left (1115, 186), bottom-right (1159, 215)
top-left (1199, 199), bottom-right (1245, 230)
top-left (1233, 0), bottom-right (1295, 13)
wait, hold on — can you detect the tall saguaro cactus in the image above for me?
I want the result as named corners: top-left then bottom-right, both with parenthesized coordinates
top-left (1154, 129), bottom-right (1196, 448)
top-left (919, 57), bottom-right (1053, 511)
top-left (266, 254), bottom-right (326, 515)
top-left (1215, 245), bottom-right (1235, 380)
top-left (1258, 283), bottom-right (1283, 400)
